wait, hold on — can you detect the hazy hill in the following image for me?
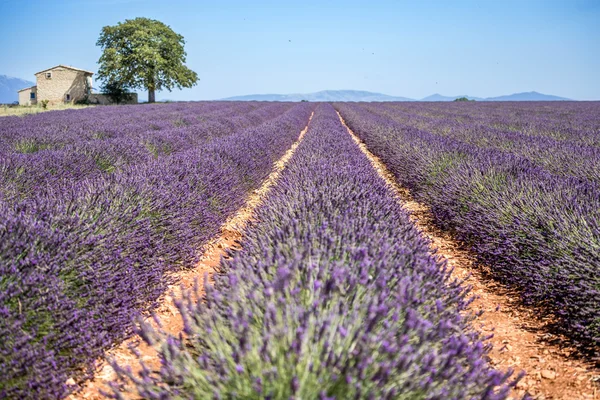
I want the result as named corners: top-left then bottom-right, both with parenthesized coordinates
top-left (223, 89), bottom-right (571, 102)
top-left (485, 91), bottom-right (570, 101)
top-left (223, 90), bottom-right (414, 102)
top-left (0, 75), bottom-right (35, 104)
top-left (421, 93), bottom-right (484, 101)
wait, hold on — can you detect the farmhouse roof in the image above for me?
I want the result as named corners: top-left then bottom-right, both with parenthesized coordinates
top-left (17, 85), bottom-right (37, 92)
top-left (35, 65), bottom-right (94, 75)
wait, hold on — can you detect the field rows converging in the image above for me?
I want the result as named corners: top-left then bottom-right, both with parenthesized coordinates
top-left (74, 110), bottom-right (315, 399)
top-left (337, 110), bottom-right (600, 399)
top-left (334, 102), bottom-right (600, 350)
top-left (1, 101), bottom-right (599, 400)
top-left (105, 104), bottom-right (516, 399)
top-left (0, 102), bottom-right (314, 398)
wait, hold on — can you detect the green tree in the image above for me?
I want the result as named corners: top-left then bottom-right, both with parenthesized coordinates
top-left (96, 18), bottom-right (198, 103)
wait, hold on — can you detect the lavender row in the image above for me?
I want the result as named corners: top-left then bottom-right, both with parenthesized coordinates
top-left (360, 102), bottom-right (600, 183)
top-left (109, 104), bottom-right (514, 399)
top-left (0, 103), bottom-right (313, 399)
top-left (0, 102), bottom-right (295, 203)
top-left (375, 101), bottom-right (600, 147)
top-left (0, 101), bottom-right (247, 152)
top-left (334, 102), bottom-right (600, 350)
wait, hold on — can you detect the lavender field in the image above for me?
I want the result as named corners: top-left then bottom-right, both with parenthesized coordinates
top-left (0, 101), bottom-right (598, 399)
top-left (0, 102), bottom-right (314, 398)
top-left (334, 101), bottom-right (600, 347)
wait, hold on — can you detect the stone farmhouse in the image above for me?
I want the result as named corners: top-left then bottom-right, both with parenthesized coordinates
top-left (18, 65), bottom-right (137, 106)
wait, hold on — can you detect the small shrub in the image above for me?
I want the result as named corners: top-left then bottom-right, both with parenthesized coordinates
top-left (14, 139), bottom-right (50, 154)
top-left (172, 118), bottom-right (190, 127)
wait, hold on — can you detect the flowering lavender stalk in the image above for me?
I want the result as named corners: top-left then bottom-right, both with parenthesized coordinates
top-left (110, 104), bottom-right (514, 399)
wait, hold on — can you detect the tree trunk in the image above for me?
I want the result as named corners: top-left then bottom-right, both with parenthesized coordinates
top-left (148, 89), bottom-right (156, 103)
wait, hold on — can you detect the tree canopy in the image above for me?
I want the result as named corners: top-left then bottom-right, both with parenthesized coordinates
top-left (96, 18), bottom-right (198, 103)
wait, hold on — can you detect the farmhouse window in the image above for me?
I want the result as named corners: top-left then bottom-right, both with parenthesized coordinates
top-left (46, 72), bottom-right (52, 79)
top-left (65, 94), bottom-right (71, 101)
top-left (30, 92), bottom-right (36, 99)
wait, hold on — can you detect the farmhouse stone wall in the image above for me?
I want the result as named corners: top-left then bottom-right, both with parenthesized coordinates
top-left (18, 86), bottom-right (37, 106)
top-left (35, 67), bottom-right (92, 104)
top-left (16, 65), bottom-right (138, 107)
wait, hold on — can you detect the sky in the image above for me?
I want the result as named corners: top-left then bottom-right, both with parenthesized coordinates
top-left (0, 0), bottom-right (598, 101)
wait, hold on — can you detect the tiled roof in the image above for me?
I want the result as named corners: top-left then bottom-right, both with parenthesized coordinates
top-left (17, 85), bottom-right (37, 92)
top-left (35, 65), bottom-right (94, 75)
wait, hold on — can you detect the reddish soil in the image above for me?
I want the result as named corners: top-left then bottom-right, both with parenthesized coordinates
top-left (69, 112), bottom-right (314, 399)
top-left (338, 111), bottom-right (600, 400)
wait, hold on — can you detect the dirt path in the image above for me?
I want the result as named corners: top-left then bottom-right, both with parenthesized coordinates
top-left (70, 112), bottom-right (314, 400)
top-left (337, 111), bottom-right (600, 400)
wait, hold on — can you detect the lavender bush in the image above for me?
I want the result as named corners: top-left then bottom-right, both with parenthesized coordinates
top-left (334, 101), bottom-right (600, 351)
top-left (110, 104), bottom-right (514, 399)
top-left (0, 102), bottom-right (313, 399)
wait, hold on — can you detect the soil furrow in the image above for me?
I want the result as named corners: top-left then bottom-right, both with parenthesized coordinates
top-left (70, 111), bottom-right (314, 400)
top-left (337, 111), bottom-right (600, 400)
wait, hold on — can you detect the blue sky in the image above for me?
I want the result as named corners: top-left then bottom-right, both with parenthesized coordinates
top-left (1, 0), bottom-right (598, 100)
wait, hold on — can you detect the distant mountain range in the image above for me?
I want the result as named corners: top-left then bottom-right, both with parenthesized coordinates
top-left (224, 90), bottom-right (572, 102)
top-left (421, 93), bottom-right (484, 101)
top-left (0, 74), bottom-right (575, 104)
top-left (484, 92), bottom-right (571, 101)
top-left (0, 75), bottom-right (35, 104)
top-left (224, 90), bottom-right (415, 102)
